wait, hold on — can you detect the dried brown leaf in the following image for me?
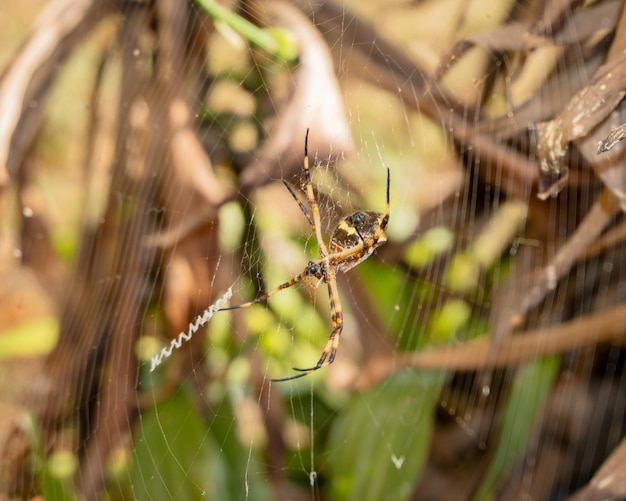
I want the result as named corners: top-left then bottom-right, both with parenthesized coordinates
top-left (240, 0), bottom-right (354, 190)
top-left (535, 52), bottom-right (626, 197)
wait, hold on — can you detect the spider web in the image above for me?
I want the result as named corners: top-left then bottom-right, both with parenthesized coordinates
top-left (2, 1), bottom-right (626, 500)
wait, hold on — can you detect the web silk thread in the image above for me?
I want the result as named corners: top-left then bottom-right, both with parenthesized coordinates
top-left (150, 287), bottom-right (233, 371)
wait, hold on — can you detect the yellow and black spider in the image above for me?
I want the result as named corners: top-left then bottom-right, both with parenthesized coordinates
top-left (222, 129), bottom-right (390, 382)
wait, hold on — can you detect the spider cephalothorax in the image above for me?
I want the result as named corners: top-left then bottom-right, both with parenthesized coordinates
top-left (221, 129), bottom-right (390, 381)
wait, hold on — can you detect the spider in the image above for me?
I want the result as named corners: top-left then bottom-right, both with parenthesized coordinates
top-left (221, 129), bottom-right (390, 382)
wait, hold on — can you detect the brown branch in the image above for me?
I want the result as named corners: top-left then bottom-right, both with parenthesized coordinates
top-left (73, 4), bottom-right (156, 498)
top-left (354, 301), bottom-right (626, 391)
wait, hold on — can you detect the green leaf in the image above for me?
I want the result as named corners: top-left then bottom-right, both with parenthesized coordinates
top-left (42, 451), bottom-right (80, 501)
top-left (41, 470), bottom-right (79, 501)
top-left (196, 0), bottom-right (298, 61)
top-left (427, 299), bottom-right (471, 345)
top-left (357, 259), bottom-right (433, 351)
top-left (444, 252), bottom-right (481, 293)
top-left (17, 414), bottom-right (79, 501)
top-left (201, 389), bottom-right (274, 501)
top-left (131, 387), bottom-right (230, 501)
top-left (404, 226), bottom-right (454, 269)
top-left (473, 357), bottom-right (560, 500)
top-left (0, 316), bottom-right (58, 359)
top-left (327, 370), bottom-right (445, 501)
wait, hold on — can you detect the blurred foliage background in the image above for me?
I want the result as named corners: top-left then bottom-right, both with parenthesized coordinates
top-left (1, 0), bottom-right (626, 500)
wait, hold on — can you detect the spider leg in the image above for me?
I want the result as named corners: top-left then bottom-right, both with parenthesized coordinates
top-left (271, 269), bottom-right (342, 382)
top-left (303, 128), bottom-right (329, 258)
top-left (371, 167), bottom-right (390, 247)
top-left (219, 273), bottom-right (305, 311)
top-left (282, 180), bottom-right (315, 227)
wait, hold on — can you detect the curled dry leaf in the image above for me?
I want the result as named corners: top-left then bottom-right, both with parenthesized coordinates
top-left (578, 105), bottom-right (626, 211)
top-left (240, 0), bottom-right (354, 190)
top-left (533, 120), bottom-right (571, 200)
top-left (535, 52), bottom-right (626, 199)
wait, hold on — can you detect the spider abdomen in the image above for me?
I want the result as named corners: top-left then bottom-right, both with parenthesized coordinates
top-left (329, 210), bottom-right (388, 272)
